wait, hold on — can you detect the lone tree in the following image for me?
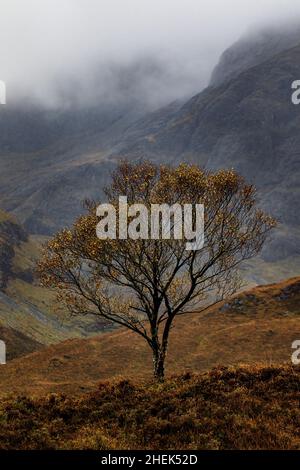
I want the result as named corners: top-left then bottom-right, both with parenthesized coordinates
top-left (38, 161), bottom-right (275, 381)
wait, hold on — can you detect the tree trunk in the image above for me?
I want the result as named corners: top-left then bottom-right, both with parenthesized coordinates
top-left (153, 349), bottom-right (166, 382)
top-left (151, 316), bottom-right (173, 382)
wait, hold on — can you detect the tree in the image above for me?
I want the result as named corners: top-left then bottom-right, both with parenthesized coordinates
top-left (38, 161), bottom-right (276, 381)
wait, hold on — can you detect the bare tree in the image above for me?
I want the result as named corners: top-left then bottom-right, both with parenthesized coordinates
top-left (38, 161), bottom-right (275, 381)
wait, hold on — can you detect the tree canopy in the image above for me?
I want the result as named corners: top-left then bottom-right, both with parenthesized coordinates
top-left (38, 161), bottom-right (275, 380)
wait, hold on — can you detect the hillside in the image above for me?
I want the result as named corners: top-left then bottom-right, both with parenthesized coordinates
top-left (0, 210), bottom-right (111, 346)
top-left (0, 324), bottom-right (43, 360)
top-left (0, 277), bottom-right (299, 396)
top-left (210, 23), bottom-right (300, 86)
top-left (0, 365), bottom-right (299, 450)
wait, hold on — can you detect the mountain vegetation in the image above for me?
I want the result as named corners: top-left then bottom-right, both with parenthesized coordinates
top-left (0, 276), bottom-right (299, 396)
top-left (0, 365), bottom-right (299, 450)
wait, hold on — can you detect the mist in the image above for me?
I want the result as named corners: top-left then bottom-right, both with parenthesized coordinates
top-left (1, 0), bottom-right (300, 109)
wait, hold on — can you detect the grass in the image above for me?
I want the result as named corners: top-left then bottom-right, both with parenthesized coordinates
top-left (0, 276), bottom-right (300, 396)
top-left (0, 365), bottom-right (299, 450)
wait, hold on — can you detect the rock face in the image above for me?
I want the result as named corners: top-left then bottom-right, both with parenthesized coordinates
top-left (0, 212), bottom-right (28, 289)
top-left (210, 24), bottom-right (300, 86)
top-left (111, 39), bottom-right (300, 263)
top-left (0, 242), bottom-right (15, 290)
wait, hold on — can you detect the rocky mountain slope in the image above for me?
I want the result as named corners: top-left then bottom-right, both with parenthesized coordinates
top-left (0, 58), bottom-right (187, 234)
top-left (0, 103), bottom-right (141, 234)
top-left (210, 23), bottom-right (300, 86)
top-left (112, 41), bottom-right (300, 268)
top-left (0, 276), bottom-right (299, 396)
top-left (0, 25), bottom-right (300, 279)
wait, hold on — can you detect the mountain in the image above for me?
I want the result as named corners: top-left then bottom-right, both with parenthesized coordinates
top-left (110, 39), bottom-right (300, 268)
top-left (210, 23), bottom-right (300, 86)
top-left (0, 25), bottom-right (300, 280)
top-left (0, 210), bottom-right (112, 346)
top-left (0, 57), bottom-right (191, 235)
top-left (0, 103), bottom-right (143, 234)
top-left (0, 276), bottom-right (299, 396)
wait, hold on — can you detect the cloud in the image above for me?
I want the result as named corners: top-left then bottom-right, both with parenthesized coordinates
top-left (0, 0), bottom-right (300, 108)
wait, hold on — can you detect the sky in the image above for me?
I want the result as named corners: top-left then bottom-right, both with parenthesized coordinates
top-left (0, 0), bottom-right (300, 108)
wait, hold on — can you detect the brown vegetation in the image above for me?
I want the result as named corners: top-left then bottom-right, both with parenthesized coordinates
top-left (0, 365), bottom-right (299, 450)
